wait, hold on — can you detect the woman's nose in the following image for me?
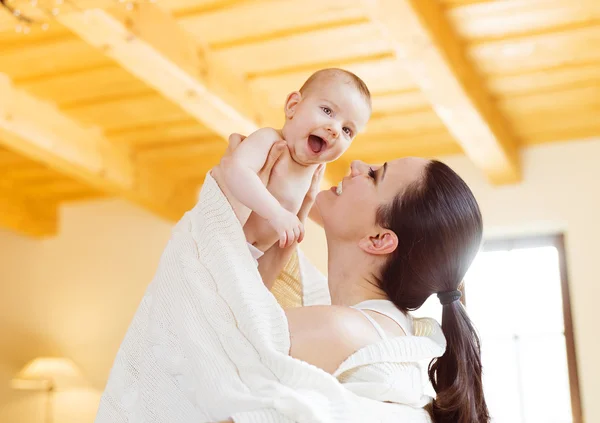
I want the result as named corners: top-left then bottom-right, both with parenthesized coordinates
top-left (350, 160), bottom-right (367, 177)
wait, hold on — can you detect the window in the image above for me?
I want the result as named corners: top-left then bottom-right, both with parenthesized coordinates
top-left (414, 235), bottom-right (582, 423)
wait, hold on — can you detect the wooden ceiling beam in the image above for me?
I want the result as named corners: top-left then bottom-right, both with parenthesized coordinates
top-left (58, 3), bottom-right (260, 140)
top-left (61, 3), bottom-right (342, 197)
top-left (0, 182), bottom-right (58, 237)
top-left (0, 73), bottom-right (195, 226)
top-left (61, 4), bottom-right (338, 188)
top-left (362, 0), bottom-right (521, 184)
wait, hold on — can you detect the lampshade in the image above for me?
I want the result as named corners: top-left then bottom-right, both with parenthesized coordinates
top-left (11, 357), bottom-right (86, 391)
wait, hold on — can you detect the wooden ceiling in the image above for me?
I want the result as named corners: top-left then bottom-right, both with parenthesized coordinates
top-left (0, 0), bottom-right (599, 237)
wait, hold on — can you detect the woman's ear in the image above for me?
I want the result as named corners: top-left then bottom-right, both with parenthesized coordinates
top-left (358, 229), bottom-right (398, 256)
top-left (284, 91), bottom-right (302, 119)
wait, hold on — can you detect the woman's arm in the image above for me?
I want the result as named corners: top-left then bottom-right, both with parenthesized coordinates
top-left (257, 241), bottom-right (295, 291)
top-left (308, 203), bottom-right (324, 227)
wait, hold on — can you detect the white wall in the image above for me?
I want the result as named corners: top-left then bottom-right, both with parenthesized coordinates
top-left (434, 138), bottom-right (600, 423)
top-left (0, 138), bottom-right (598, 422)
top-left (0, 201), bottom-right (172, 421)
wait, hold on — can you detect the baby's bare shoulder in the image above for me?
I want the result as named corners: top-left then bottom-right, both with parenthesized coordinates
top-left (228, 127), bottom-right (284, 170)
top-left (247, 127), bottom-right (283, 143)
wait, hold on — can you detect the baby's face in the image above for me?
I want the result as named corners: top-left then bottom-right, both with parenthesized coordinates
top-left (282, 80), bottom-right (371, 165)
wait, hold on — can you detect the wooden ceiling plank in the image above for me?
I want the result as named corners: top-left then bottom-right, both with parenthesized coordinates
top-left (511, 108), bottom-right (600, 137)
top-left (366, 110), bottom-right (445, 134)
top-left (363, 0), bottom-right (521, 184)
top-left (0, 72), bottom-right (194, 222)
top-left (145, 160), bottom-right (217, 183)
top-left (0, 166), bottom-right (57, 183)
top-left (249, 55), bottom-right (417, 120)
top-left (471, 25), bottom-right (600, 76)
top-left (347, 131), bottom-right (460, 157)
top-left (213, 22), bottom-right (391, 76)
top-left (497, 85), bottom-right (600, 116)
top-left (20, 65), bottom-right (154, 109)
top-left (50, 191), bottom-right (107, 203)
top-left (370, 90), bottom-right (430, 114)
top-left (134, 140), bottom-right (226, 162)
top-left (64, 0), bottom-right (238, 14)
top-left (58, 3), bottom-right (260, 140)
top-left (107, 128), bottom-right (215, 149)
top-left (178, 0), bottom-right (367, 48)
top-left (63, 93), bottom-right (189, 132)
top-left (447, 0), bottom-right (600, 43)
top-left (0, 25), bottom-right (72, 51)
top-left (1, 37), bottom-right (113, 83)
top-left (0, 150), bottom-right (29, 168)
top-left (488, 62), bottom-right (600, 98)
top-left (20, 181), bottom-right (92, 197)
top-left (524, 125), bottom-right (600, 146)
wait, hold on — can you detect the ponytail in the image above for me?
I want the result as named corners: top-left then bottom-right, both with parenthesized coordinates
top-left (427, 301), bottom-right (489, 423)
top-left (373, 160), bottom-right (490, 423)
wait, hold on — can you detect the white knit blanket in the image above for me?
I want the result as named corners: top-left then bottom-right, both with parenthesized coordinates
top-left (95, 173), bottom-right (430, 423)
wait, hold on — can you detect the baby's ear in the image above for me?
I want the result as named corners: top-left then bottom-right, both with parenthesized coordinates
top-left (284, 91), bottom-right (302, 119)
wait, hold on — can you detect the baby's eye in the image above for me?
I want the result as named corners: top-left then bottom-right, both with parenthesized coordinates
top-left (368, 167), bottom-right (376, 179)
top-left (343, 127), bottom-right (353, 137)
top-left (321, 107), bottom-right (332, 116)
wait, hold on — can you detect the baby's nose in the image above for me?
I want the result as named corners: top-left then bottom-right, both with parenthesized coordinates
top-left (327, 122), bottom-right (341, 138)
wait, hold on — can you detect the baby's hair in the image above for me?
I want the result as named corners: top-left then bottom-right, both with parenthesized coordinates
top-left (299, 68), bottom-right (372, 111)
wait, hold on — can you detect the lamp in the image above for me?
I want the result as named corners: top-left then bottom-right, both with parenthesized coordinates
top-left (11, 357), bottom-right (87, 423)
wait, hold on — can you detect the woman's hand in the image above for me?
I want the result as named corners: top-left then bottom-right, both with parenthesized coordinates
top-left (255, 163), bottom-right (325, 289)
top-left (296, 164), bottom-right (325, 242)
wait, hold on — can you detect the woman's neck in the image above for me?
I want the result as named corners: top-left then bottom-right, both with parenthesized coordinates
top-left (326, 242), bottom-right (387, 306)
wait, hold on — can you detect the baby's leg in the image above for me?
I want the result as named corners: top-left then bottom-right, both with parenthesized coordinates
top-left (244, 212), bottom-right (281, 253)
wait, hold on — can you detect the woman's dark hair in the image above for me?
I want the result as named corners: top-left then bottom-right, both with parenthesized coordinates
top-left (375, 160), bottom-right (489, 423)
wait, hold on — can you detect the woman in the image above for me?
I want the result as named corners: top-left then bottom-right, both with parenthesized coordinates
top-left (217, 136), bottom-right (490, 423)
top-left (96, 138), bottom-right (489, 423)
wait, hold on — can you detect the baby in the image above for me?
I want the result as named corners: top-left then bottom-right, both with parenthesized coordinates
top-left (222, 68), bottom-right (372, 256)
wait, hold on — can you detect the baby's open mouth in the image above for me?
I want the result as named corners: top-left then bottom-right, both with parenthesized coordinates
top-left (308, 134), bottom-right (326, 154)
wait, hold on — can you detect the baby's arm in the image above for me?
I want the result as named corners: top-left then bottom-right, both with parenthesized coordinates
top-left (221, 128), bottom-right (302, 247)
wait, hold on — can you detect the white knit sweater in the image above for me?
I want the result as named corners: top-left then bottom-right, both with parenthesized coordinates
top-left (95, 173), bottom-right (445, 423)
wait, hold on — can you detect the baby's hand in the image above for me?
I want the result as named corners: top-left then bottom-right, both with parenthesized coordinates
top-left (268, 208), bottom-right (304, 248)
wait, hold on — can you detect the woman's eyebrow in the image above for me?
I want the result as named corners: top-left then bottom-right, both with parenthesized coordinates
top-left (378, 162), bottom-right (388, 184)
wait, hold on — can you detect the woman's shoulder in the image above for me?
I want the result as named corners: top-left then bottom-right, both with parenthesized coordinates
top-left (286, 306), bottom-right (446, 375)
top-left (285, 305), bottom-right (385, 374)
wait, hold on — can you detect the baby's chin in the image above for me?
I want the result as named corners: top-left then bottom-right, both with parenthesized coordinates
top-left (291, 153), bottom-right (324, 166)
top-left (286, 139), bottom-right (325, 165)
top-left (297, 149), bottom-right (335, 166)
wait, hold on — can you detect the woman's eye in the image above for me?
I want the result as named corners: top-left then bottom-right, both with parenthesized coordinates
top-left (343, 127), bottom-right (353, 137)
top-left (321, 107), bottom-right (332, 116)
top-left (368, 167), bottom-right (376, 179)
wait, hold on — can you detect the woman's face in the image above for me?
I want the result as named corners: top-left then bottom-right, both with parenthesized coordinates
top-left (316, 157), bottom-right (429, 243)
